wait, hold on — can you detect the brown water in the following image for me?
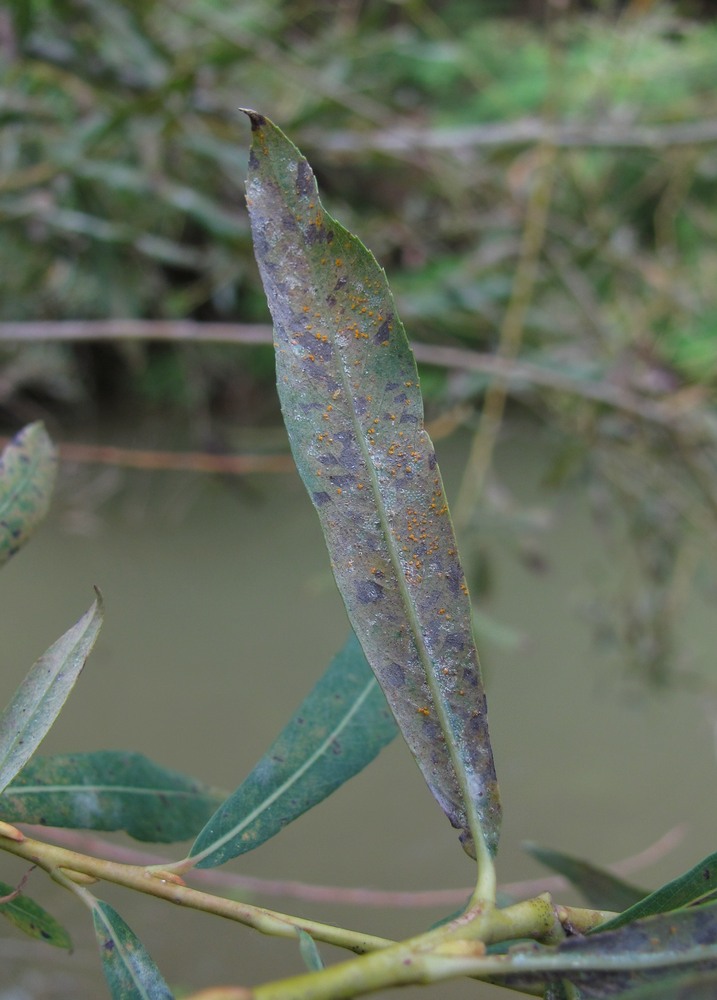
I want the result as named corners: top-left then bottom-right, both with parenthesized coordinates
top-left (1, 426), bottom-right (714, 1000)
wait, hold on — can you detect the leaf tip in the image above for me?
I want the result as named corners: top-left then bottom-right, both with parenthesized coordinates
top-left (239, 108), bottom-right (267, 131)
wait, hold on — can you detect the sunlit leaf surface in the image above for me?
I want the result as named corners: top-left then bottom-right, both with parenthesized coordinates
top-left (243, 111), bottom-right (500, 858)
top-left (1, 751), bottom-right (224, 842)
top-left (0, 879), bottom-right (72, 949)
top-left (0, 422), bottom-right (57, 567)
top-left (0, 594), bottom-right (103, 794)
top-left (525, 842), bottom-right (646, 911)
top-left (189, 632), bottom-right (396, 867)
top-left (92, 899), bottom-right (174, 1000)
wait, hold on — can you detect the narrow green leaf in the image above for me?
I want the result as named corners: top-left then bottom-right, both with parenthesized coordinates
top-left (0, 879), bottom-right (72, 950)
top-left (525, 842), bottom-right (647, 911)
top-left (0, 422), bottom-right (57, 567)
top-left (0, 593), bottom-right (103, 794)
top-left (490, 900), bottom-right (717, 997)
top-left (1, 751), bottom-right (225, 842)
top-left (594, 850), bottom-right (717, 933)
top-left (297, 929), bottom-right (325, 971)
top-left (91, 899), bottom-right (174, 1000)
top-left (189, 632), bottom-right (396, 868)
top-left (242, 110), bottom-right (500, 859)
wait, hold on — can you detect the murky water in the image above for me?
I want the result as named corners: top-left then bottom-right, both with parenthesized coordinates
top-left (1, 425), bottom-right (714, 999)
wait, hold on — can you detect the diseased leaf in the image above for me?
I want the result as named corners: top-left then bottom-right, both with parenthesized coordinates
top-left (189, 632), bottom-right (396, 868)
top-left (594, 850), bottom-right (717, 933)
top-left (0, 593), bottom-right (103, 794)
top-left (1, 751), bottom-right (224, 842)
top-left (489, 900), bottom-right (717, 997)
top-left (92, 899), bottom-right (174, 1000)
top-left (243, 110), bottom-right (500, 859)
top-left (0, 879), bottom-right (72, 950)
top-left (525, 842), bottom-right (647, 911)
top-left (609, 971), bottom-right (717, 999)
top-left (0, 422), bottom-right (57, 567)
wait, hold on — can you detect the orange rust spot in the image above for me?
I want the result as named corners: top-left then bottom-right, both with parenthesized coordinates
top-left (438, 608), bottom-right (447, 615)
top-left (336, 488), bottom-right (342, 495)
top-left (335, 258), bottom-right (343, 267)
top-left (307, 354), bottom-right (315, 362)
top-left (417, 707), bottom-right (430, 717)
top-left (357, 483), bottom-right (364, 490)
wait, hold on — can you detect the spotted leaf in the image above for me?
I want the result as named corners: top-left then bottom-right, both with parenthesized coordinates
top-left (242, 112), bottom-right (501, 858)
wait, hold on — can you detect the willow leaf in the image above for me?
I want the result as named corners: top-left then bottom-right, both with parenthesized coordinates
top-left (242, 110), bottom-right (500, 858)
top-left (92, 899), bottom-right (174, 1000)
top-left (490, 900), bottom-right (717, 996)
top-left (0, 422), bottom-right (57, 567)
top-left (0, 593), bottom-right (103, 794)
top-left (0, 879), bottom-right (72, 949)
top-left (189, 631), bottom-right (396, 868)
top-left (525, 842), bottom-right (647, 911)
top-left (595, 850), bottom-right (717, 933)
top-left (1, 751), bottom-right (224, 842)
top-left (608, 970), bottom-right (717, 999)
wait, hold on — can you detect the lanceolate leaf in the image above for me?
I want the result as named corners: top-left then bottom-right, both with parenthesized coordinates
top-left (609, 970), bottom-right (717, 999)
top-left (91, 899), bottom-right (174, 1000)
top-left (0, 879), bottom-right (72, 950)
top-left (489, 900), bottom-right (717, 997)
top-left (243, 110), bottom-right (501, 858)
top-left (0, 593), bottom-right (103, 794)
top-left (189, 632), bottom-right (396, 868)
top-left (0, 422), bottom-right (57, 567)
top-left (0, 751), bottom-right (224, 842)
top-left (594, 850), bottom-right (717, 933)
top-left (525, 842), bottom-right (647, 911)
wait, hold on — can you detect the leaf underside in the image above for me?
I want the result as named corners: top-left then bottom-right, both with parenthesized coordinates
top-left (1, 751), bottom-right (224, 842)
top-left (493, 899), bottom-right (717, 998)
top-left (0, 594), bottom-right (103, 794)
top-left (243, 110), bottom-right (500, 858)
top-left (189, 631), bottom-right (397, 868)
top-left (0, 422), bottom-right (57, 568)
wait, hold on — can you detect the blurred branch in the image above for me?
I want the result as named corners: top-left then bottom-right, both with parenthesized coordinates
top-left (0, 320), bottom-right (711, 434)
top-left (312, 118), bottom-right (717, 157)
top-left (0, 437), bottom-right (294, 475)
top-left (21, 823), bottom-right (686, 909)
top-left (454, 143), bottom-right (557, 528)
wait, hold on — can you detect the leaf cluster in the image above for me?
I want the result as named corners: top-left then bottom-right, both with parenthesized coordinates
top-left (1, 115), bottom-right (716, 1000)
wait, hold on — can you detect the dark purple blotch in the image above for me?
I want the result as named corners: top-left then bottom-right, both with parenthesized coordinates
top-left (385, 661), bottom-right (405, 687)
top-left (374, 318), bottom-right (391, 345)
top-left (356, 579), bottom-right (384, 604)
top-left (444, 564), bottom-right (463, 596)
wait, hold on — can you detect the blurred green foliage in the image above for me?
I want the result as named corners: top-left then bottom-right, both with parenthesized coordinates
top-left (1, 0), bottom-right (717, 687)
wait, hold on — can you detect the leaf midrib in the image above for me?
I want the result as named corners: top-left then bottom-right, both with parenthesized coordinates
top-left (191, 676), bottom-right (380, 864)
